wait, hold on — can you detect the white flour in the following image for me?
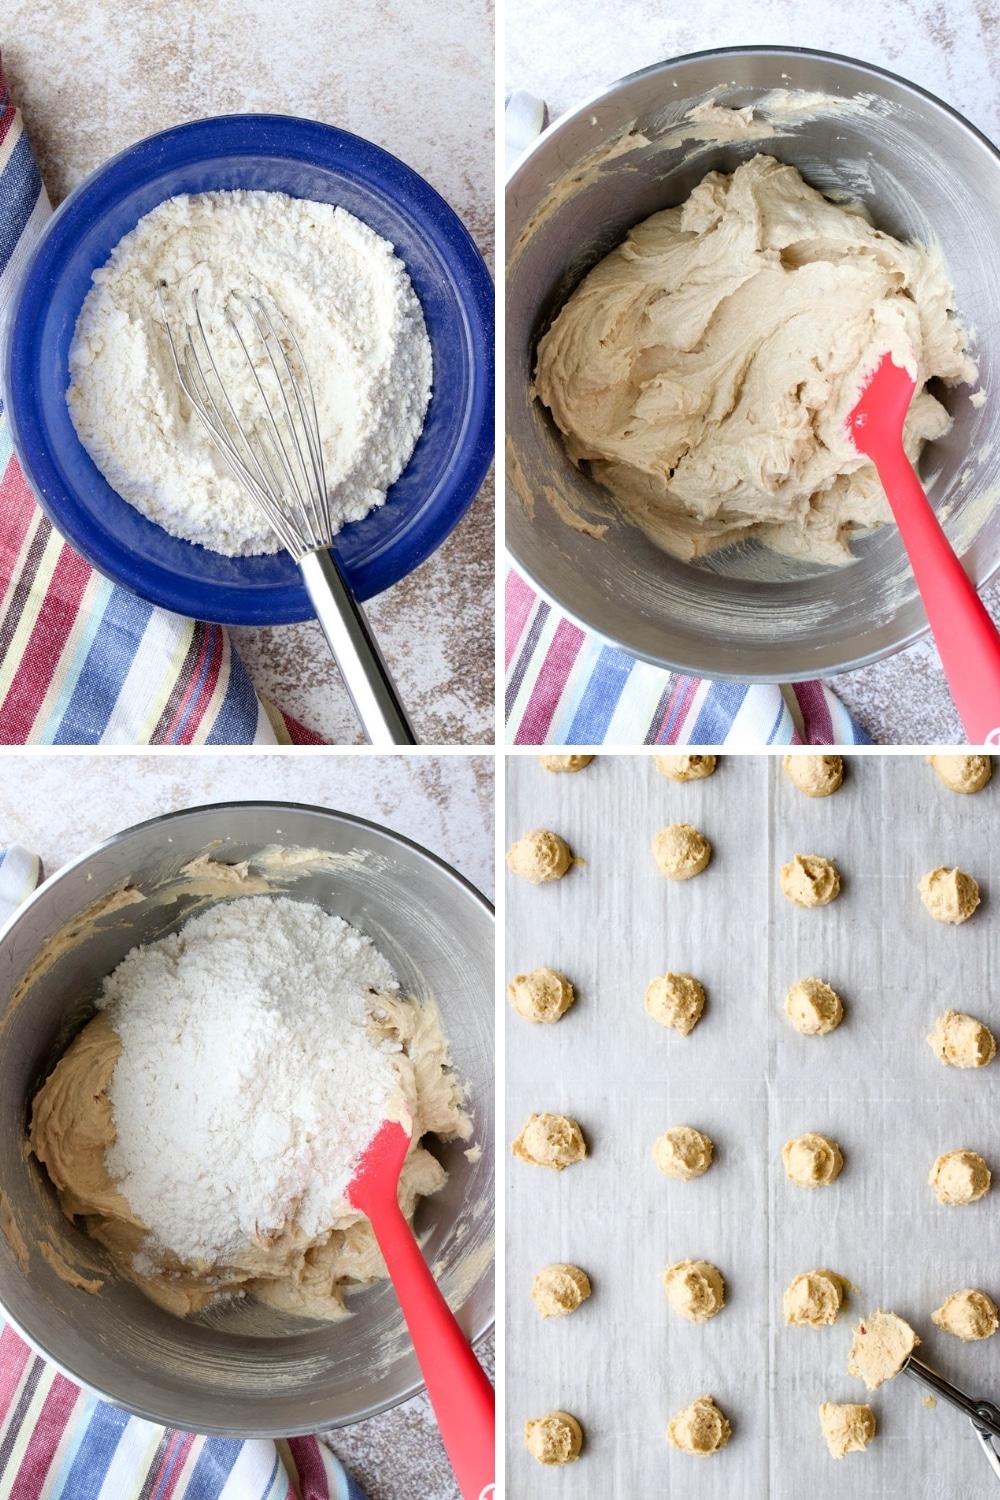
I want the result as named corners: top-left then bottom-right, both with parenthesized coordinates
top-left (97, 895), bottom-right (402, 1264)
top-left (67, 190), bottom-right (433, 555)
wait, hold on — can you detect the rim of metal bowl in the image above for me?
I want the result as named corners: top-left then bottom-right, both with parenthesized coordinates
top-left (5, 113), bottom-right (495, 624)
top-left (0, 800), bottom-right (494, 1434)
top-left (505, 44), bottom-right (1000, 682)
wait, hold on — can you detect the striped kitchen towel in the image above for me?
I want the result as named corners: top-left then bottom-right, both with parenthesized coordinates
top-left (0, 846), bottom-right (367, 1500)
top-left (506, 568), bottom-right (869, 745)
top-left (0, 1320), bottom-right (365, 1500)
top-left (505, 92), bottom-right (869, 748)
top-left (0, 60), bottom-right (323, 746)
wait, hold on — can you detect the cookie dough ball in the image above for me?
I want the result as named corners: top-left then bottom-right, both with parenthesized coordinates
top-left (507, 830), bottom-right (573, 884)
top-left (785, 978), bottom-right (844, 1035)
top-left (662, 1260), bottom-right (725, 1323)
top-left (644, 973), bottom-right (706, 1035)
top-left (651, 823), bottom-right (711, 880)
top-left (666, 1395), bottom-right (731, 1456)
top-left (783, 755), bottom-right (843, 797)
top-left (531, 1263), bottom-right (592, 1319)
top-left (819, 1403), bottom-right (875, 1458)
top-left (783, 1134), bottom-right (844, 1187)
top-left (932, 1288), bottom-right (998, 1341)
top-left (783, 1270), bottom-right (846, 1327)
top-left (780, 854), bottom-right (840, 908)
top-left (512, 1113), bottom-right (587, 1170)
top-left (654, 1125), bottom-right (714, 1181)
top-left (655, 754), bottom-right (717, 782)
top-left (928, 754), bottom-right (991, 793)
top-left (539, 754), bottom-right (593, 772)
top-left (919, 867), bottom-right (980, 925)
top-left (926, 1010), bottom-right (996, 1068)
top-left (524, 1411), bottom-right (583, 1465)
top-left (929, 1149), bottom-right (991, 1204)
top-left (507, 967), bottom-right (575, 1024)
top-left (847, 1310), bottom-right (919, 1389)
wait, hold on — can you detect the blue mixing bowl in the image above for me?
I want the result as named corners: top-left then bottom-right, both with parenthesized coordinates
top-left (3, 115), bottom-right (494, 624)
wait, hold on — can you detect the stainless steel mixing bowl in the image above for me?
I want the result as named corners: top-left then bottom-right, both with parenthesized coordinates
top-left (507, 47), bottom-right (1000, 681)
top-left (0, 802), bottom-right (493, 1436)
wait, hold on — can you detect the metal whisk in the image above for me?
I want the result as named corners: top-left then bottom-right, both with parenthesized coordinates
top-left (159, 286), bottom-right (416, 746)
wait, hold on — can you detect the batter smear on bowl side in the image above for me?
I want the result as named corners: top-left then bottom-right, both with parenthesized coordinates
top-left (29, 895), bottom-right (470, 1318)
top-left (67, 191), bottom-right (433, 556)
top-left (534, 154), bottom-right (976, 566)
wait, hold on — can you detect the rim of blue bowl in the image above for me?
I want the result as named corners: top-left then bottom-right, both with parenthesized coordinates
top-left (4, 114), bottom-right (494, 625)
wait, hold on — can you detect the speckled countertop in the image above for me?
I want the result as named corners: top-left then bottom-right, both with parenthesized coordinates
top-left (506, 0), bottom-right (1000, 744)
top-left (4, 0), bottom-right (495, 746)
top-left (0, 749), bottom-right (494, 1500)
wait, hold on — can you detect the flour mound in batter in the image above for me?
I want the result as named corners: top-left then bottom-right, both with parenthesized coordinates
top-left (29, 895), bottom-right (469, 1319)
top-left (67, 191), bottom-right (432, 556)
top-left (535, 154), bottom-right (975, 566)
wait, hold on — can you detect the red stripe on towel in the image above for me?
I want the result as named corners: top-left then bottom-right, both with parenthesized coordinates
top-left (513, 615), bottom-right (584, 744)
top-left (0, 542), bottom-right (91, 742)
top-left (505, 570), bottom-right (535, 668)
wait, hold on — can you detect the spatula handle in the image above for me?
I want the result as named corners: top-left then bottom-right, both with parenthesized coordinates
top-left (363, 1189), bottom-right (494, 1500)
top-left (868, 440), bottom-right (1000, 746)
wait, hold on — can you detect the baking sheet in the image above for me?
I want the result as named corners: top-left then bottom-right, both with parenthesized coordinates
top-left (505, 753), bottom-right (1000, 1497)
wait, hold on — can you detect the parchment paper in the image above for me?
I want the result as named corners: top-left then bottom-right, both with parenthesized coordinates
top-left (505, 753), bottom-right (1000, 1499)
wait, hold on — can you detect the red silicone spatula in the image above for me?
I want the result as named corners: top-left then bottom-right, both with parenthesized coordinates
top-left (846, 352), bottom-right (1000, 745)
top-left (345, 1115), bottom-right (495, 1500)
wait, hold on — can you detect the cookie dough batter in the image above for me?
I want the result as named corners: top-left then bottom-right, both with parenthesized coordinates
top-left (531, 1263), bottom-right (592, 1319)
top-left (655, 754), bottom-right (717, 781)
top-left (534, 154), bottom-right (975, 567)
top-left (819, 1403), bottom-right (875, 1458)
top-left (662, 1259), bottom-right (725, 1322)
top-left (666, 1395), bottom-right (731, 1456)
top-left (653, 1125), bottom-right (714, 1180)
top-left (512, 1113), bottom-right (587, 1170)
top-left (784, 1270), bottom-right (845, 1327)
top-left (783, 755), bottom-right (843, 797)
top-left (28, 941), bottom-right (468, 1321)
top-left (784, 978), bottom-right (843, 1035)
top-left (932, 1288), bottom-right (998, 1341)
top-left (927, 1010), bottom-right (996, 1069)
top-left (927, 755), bottom-right (992, 793)
top-left (929, 1149), bottom-right (991, 1204)
top-left (506, 829), bottom-right (573, 884)
top-left (780, 854), bottom-right (840, 908)
top-left (848, 1310), bottom-right (919, 1389)
top-left (538, 755), bottom-right (593, 772)
top-left (644, 973), bottom-right (706, 1035)
top-left (651, 823), bottom-right (711, 879)
top-left (783, 1133), bottom-right (844, 1187)
top-left (507, 967), bottom-right (575, 1024)
top-left (919, 867), bottom-right (980, 925)
top-left (524, 1411), bottom-right (583, 1465)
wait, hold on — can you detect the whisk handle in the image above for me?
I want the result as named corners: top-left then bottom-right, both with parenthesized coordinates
top-left (299, 549), bottom-right (417, 746)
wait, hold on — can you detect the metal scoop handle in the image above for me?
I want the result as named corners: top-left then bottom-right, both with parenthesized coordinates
top-left (904, 1355), bottom-right (1000, 1443)
top-left (300, 549), bottom-right (416, 746)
